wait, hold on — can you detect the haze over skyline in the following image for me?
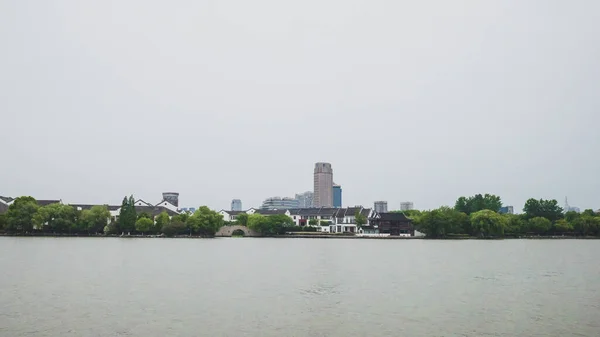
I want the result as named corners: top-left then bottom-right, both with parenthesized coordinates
top-left (1, 1), bottom-right (599, 211)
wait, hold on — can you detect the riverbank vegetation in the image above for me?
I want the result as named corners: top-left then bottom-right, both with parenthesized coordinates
top-left (408, 194), bottom-right (600, 238)
top-left (2, 194), bottom-right (599, 239)
top-left (0, 196), bottom-right (224, 237)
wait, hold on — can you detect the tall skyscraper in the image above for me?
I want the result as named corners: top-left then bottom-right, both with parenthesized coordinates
top-left (400, 202), bottom-right (414, 211)
top-left (313, 162), bottom-right (333, 207)
top-left (295, 191), bottom-right (314, 208)
top-left (374, 201), bottom-right (388, 213)
top-left (231, 199), bottom-right (242, 211)
top-left (332, 184), bottom-right (342, 208)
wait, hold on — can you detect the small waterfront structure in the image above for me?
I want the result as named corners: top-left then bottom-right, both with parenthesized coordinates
top-left (369, 212), bottom-right (414, 236)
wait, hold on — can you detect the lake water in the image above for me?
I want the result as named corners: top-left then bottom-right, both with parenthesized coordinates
top-left (1, 238), bottom-right (599, 337)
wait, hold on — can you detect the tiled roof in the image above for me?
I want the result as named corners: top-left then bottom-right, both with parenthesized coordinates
top-left (134, 199), bottom-right (153, 206)
top-left (134, 205), bottom-right (179, 217)
top-left (220, 210), bottom-right (247, 215)
top-left (0, 196), bottom-right (13, 203)
top-left (155, 200), bottom-right (176, 208)
top-left (318, 208), bottom-right (339, 217)
top-left (255, 209), bottom-right (288, 215)
top-left (377, 212), bottom-right (411, 221)
top-left (297, 208), bottom-right (321, 216)
top-left (343, 207), bottom-right (362, 217)
top-left (69, 204), bottom-right (120, 211)
top-left (360, 208), bottom-right (372, 217)
top-left (37, 200), bottom-right (61, 206)
top-left (69, 204), bottom-right (96, 211)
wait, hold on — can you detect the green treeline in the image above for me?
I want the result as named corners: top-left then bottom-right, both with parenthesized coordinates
top-left (232, 213), bottom-right (318, 235)
top-left (0, 196), bottom-right (224, 237)
top-left (407, 194), bottom-right (600, 238)
top-left (246, 214), bottom-right (295, 235)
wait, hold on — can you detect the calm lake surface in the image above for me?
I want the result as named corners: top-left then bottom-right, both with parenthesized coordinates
top-left (1, 238), bottom-right (599, 337)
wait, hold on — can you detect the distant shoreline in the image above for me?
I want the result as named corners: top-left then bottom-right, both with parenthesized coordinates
top-left (1, 233), bottom-right (599, 240)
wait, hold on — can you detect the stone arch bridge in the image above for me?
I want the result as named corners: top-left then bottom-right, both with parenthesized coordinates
top-left (215, 225), bottom-right (259, 237)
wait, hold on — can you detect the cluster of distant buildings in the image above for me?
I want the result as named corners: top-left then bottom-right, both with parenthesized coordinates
top-left (1, 190), bottom-right (417, 237)
top-left (230, 162), bottom-right (415, 214)
top-left (0, 193), bottom-right (182, 223)
top-left (218, 162), bottom-right (420, 236)
top-left (220, 206), bottom-right (416, 237)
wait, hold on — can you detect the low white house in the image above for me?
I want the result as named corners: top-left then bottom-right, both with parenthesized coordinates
top-left (287, 207), bottom-right (374, 233)
top-left (219, 210), bottom-right (246, 222)
top-left (109, 198), bottom-right (180, 222)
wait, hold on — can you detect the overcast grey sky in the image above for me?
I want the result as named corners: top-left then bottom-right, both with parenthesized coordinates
top-left (1, 0), bottom-right (599, 211)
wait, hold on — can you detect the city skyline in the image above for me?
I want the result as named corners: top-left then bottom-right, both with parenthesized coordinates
top-left (2, 1), bottom-right (599, 212)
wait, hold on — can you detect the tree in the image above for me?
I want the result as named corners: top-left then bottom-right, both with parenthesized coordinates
top-left (415, 207), bottom-right (469, 238)
top-left (162, 220), bottom-right (186, 237)
top-left (523, 198), bottom-right (563, 222)
top-left (247, 214), bottom-right (271, 234)
top-left (135, 217), bottom-right (153, 235)
top-left (137, 212), bottom-right (153, 220)
top-left (503, 214), bottom-right (527, 235)
top-left (80, 205), bottom-right (111, 234)
top-left (355, 211), bottom-right (367, 228)
top-left (470, 210), bottom-right (506, 237)
top-left (171, 212), bottom-right (189, 224)
top-left (117, 196), bottom-right (137, 234)
top-left (32, 203), bottom-right (76, 233)
top-left (0, 213), bottom-right (6, 230)
top-left (564, 211), bottom-right (580, 223)
top-left (265, 214), bottom-right (294, 235)
top-left (572, 215), bottom-right (600, 236)
top-left (320, 220), bottom-right (331, 226)
top-left (553, 219), bottom-right (573, 234)
top-left (104, 221), bottom-right (117, 235)
top-left (399, 210), bottom-right (422, 218)
top-left (186, 206), bottom-right (224, 236)
top-left (308, 219), bottom-right (318, 226)
top-left (5, 196), bottom-right (39, 233)
top-left (454, 194), bottom-right (502, 215)
top-left (269, 214), bottom-right (294, 227)
top-left (236, 213), bottom-right (249, 226)
top-left (154, 211), bottom-right (170, 234)
top-left (528, 217), bottom-right (552, 234)
top-left (582, 209), bottom-right (596, 217)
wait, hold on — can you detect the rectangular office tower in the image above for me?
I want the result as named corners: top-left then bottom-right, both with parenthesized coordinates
top-left (400, 202), bottom-right (414, 211)
top-left (374, 201), bottom-right (388, 213)
top-left (231, 199), bottom-right (242, 211)
top-left (333, 184), bottom-right (342, 208)
top-left (314, 162), bottom-right (333, 207)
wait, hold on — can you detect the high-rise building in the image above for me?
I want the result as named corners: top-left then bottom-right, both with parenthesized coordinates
top-left (261, 197), bottom-right (300, 210)
top-left (314, 162), bottom-right (333, 207)
top-left (231, 199), bottom-right (242, 211)
top-left (400, 202), bottom-right (414, 211)
top-left (566, 206), bottom-right (580, 213)
top-left (332, 184), bottom-right (342, 208)
top-left (499, 206), bottom-right (514, 214)
top-left (162, 192), bottom-right (179, 207)
top-left (374, 201), bottom-right (388, 213)
top-left (295, 191), bottom-right (314, 208)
